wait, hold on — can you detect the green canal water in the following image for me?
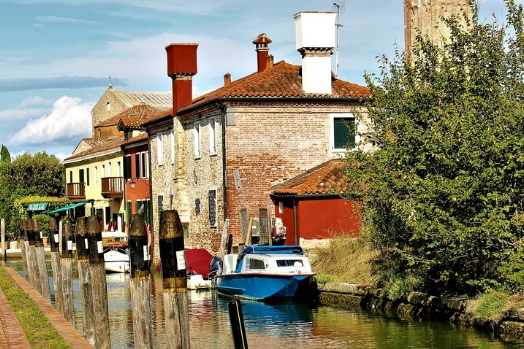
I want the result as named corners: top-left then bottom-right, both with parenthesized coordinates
top-left (4, 259), bottom-right (524, 348)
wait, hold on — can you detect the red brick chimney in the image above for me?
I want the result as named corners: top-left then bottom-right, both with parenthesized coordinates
top-left (224, 73), bottom-right (231, 86)
top-left (253, 33), bottom-right (272, 73)
top-left (165, 43), bottom-right (198, 113)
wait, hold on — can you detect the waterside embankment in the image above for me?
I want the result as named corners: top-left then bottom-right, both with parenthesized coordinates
top-left (317, 282), bottom-right (524, 339)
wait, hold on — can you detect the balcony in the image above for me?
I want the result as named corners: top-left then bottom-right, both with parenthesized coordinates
top-left (66, 182), bottom-right (86, 200)
top-left (101, 177), bottom-right (124, 199)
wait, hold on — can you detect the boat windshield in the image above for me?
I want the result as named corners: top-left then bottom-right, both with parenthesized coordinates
top-left (276, 259), bottom-right (303, 267)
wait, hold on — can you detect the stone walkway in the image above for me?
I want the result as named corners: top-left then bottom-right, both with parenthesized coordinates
top-left (0, 267), bottom-right (93, 348)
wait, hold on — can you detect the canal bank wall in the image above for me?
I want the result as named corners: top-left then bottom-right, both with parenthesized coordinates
top-left (317, 282), bottom-right (524, 339)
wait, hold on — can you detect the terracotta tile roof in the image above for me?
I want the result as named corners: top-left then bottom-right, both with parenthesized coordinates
top-left (271, 159), bottom-right (347, 196)
top-left (140, 108), bottom-right (174, 128)
top-left (111, 90), bottom-right (172, 110)
top-left (63, 136), bottom-right (124, 163)
top-left (179, 60), bottom-right (371, 112)
top-left (96, 104), bottom-right (162, 129)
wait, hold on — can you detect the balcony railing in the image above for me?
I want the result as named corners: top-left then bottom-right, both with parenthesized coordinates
top-left (66, 182), bottom-right (86, 200)
top-left (101, 177), bottom-right (123, 199)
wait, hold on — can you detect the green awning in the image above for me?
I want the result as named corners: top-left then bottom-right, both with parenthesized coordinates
top-left (47, 202), bottom-right (86, 213)
top-left (27, 202), bottom-right (48, 211)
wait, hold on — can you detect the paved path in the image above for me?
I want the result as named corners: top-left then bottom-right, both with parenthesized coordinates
top-left (0, 267), bottom-right (93, 348)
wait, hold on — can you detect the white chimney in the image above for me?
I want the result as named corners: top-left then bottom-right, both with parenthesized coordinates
top-left (294, 11), bottom-right (337, 94)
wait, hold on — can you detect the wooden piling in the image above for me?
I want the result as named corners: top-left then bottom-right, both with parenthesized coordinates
top-left (19, 220), bottom-right (29, 278)
top-left (86, 216), bottom-right (111, 349)
top-left (49, 217), bottom-right (63, 315)
top-left (60, 222), bottom-right (76, 326)
top-left (1, 218), bottom-right (5, 262)
top-left (33, 218), bottom-right (51, 301)
top-left (159, 210), bottom-right (190, 349)
top-left (129, 214), bottom-right (153, 349)
top-left (23, 220), bottom-right (36, 286)
top-left (27, 219), bottom-right (41, 293)
top-left (75, 217), bottom-right (96, 346)
top-left (228, 300), bottom-right (249, 349)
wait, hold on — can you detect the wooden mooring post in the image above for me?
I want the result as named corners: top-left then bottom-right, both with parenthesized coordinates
top-left (1, 218), bottom-right (5, 263)
top-left (228, 300), bottom-right (249, 349)
top-left (26, 219), bottom-right (39, 292)
top-left (33, 218), bottom-right (51, 302)
top-left (75, 217), bottom-right (96, 346)
top-left (159, 210), bottom-right (190, 349)
top-left (86, 216), bottom-right (111, 349)
top-left (49, 217), bottom-right (63, 315)
top-left (129, 214), bottom-right (153, 349)
top-left (19, 220), bottom-right (29, 278)
top-left (61, 222), bottom-right (76, 326)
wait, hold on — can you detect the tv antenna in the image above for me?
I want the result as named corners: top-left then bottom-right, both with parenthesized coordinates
top-left (333, 1), bottom-right (345, 77)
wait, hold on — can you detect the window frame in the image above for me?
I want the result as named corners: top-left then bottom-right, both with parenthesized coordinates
top-left (194, 121), bottom-right (201, 159)
top-left (330, 113), bottom-right (357, 152)
top-left (209, 117), bottom-right (217, 156)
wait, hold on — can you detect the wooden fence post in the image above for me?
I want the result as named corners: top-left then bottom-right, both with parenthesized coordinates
top-left (75, 217), bottom-right (96, 346)
top-left (159, 210), bottom-right (190, 349)
top-left (129, 214), bottom-right (153, 349)
top-left (60, 222), bottom-right (76, 326)
top-left (26, 219), bottom-right (39, 292)
top-left (86, 216), bottom-right (111, 349)
top-left (49, 217), bottom-right (63, 314)
top-left (228, 300), bottom-right (249, 349)
top-left (33, 218), bottom-right (51, 302)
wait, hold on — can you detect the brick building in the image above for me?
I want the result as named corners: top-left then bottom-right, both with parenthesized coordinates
top-left (162, 12), bottom-right (371, 253)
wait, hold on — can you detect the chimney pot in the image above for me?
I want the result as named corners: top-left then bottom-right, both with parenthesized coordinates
top-left (294, 12), bottom-right (336, 94)
top-left (165, 43), bottom-right (198, 113)
top-left (224, 73), bottom-right (231, 86)
top-left (253, 33), bottom-right (272, 73)
top-left (266, 55), bottom-right (274, 69)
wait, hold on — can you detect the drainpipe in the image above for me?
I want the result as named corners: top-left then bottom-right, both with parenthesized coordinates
top-left (293, 198), bottom-right (298, 246)
top-left (219, 103), bottom-right (228, 223)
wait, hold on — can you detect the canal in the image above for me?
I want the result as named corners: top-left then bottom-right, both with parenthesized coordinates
top-left (4, 260), bottom-right (524, 348)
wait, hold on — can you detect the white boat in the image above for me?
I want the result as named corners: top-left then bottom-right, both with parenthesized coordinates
top-left (210, 245), bottom-right (315, 301)
top-left (102, 231), bottom-right (129, 273)
top-left (187, 274), bottom-right (211, 290)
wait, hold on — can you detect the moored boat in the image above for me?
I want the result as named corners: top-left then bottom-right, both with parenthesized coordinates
top-left (102, 231), bottom-right (129, 273)
top-left (210, 245), bottom-right (315, 301)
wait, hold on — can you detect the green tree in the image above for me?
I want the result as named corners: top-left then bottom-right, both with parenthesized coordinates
top-left (0, 152), bottom-right (64, 234)
top-left (343, 0), bottom-right (524, 296)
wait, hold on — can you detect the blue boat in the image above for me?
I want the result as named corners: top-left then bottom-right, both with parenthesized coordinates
top-left (210, 245), bottom-right (315, 301)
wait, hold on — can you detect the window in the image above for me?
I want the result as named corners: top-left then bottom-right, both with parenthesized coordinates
top-left (331, 114), bottom-right (356, 151)
top-left (102, 164), bottom-right (106, 178)
top-left (94, 166), bottom-right (98, 185)
top-left (69, 171), bottom-right (73, 183)
top-left (209, 117), bottom-right (217, 155)
top-left (170, 129), bottom-right (175, 164)
top-left (141, 152), bottom-right (148, 178)
top-left (157, 133), bottom-right (164, 165)
top-left (157, 194), bottom-right (164, 216)
top-left (86, 168), bottom-right (90, 186)
top-left (79, 169), bottom-right (85, 183)
top-left (135, 153), bottom-right (141, 179)
top-left (194, 122), bottom-right (201, 158)
top-left (277, 259), bottom-right (303, 267)
top-left (117, 161), bottom-right (121, 177)
top-left (108, 161), bottom-right (112, 176)
top-left (248, 258), bottom-right (266, 270)
top-left (208, 187), bottom-right (217, 228)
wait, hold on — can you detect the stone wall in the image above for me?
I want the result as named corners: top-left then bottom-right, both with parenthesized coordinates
top-left (318, 282), bottom-right (524, 339)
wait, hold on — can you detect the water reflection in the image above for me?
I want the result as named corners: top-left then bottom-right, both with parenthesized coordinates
top-left (4, 260), bottom-right (524, 348)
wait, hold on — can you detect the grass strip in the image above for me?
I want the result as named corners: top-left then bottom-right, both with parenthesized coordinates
top-left (0, 267), bottom-right (70, 349)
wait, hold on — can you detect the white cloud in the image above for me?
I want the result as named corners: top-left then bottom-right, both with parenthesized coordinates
top-left (18, 96), bottom-right (55, 108)
top-left (9, 96), bottom-right (93, 145)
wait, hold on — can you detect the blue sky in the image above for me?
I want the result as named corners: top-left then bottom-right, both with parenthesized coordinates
top-left (0, 0), bottom-right (515, 160)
